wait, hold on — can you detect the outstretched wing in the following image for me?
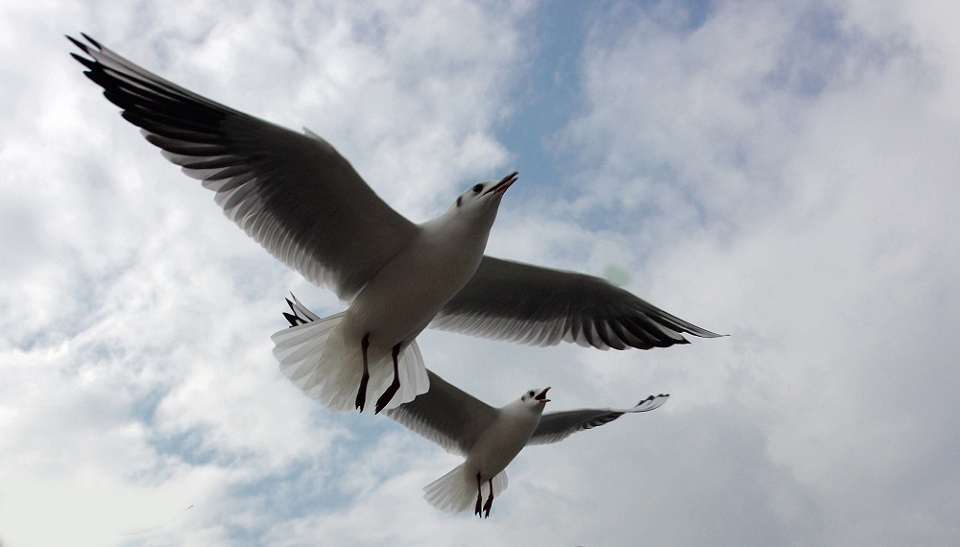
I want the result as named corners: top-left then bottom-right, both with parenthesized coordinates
top-left (527, 393), bottom-right (669, 445)
top-left (69, 34), bottom-right (419, 300)
top-left (433, 256), bottom-right (721, 350)
top-left (384, 370), bottom-right (498, 456)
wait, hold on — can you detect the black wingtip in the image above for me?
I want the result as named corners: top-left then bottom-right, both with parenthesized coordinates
top-left (67, 35), bottom-right (99, 71)
top-left (69, 52), bottom-right (96, 69)
top-left (634, 393), bottom-right (670, 412)
top-left (66, 34), bottom-right (86, 51)
top-left (80, 32), bottom-right (102, 49)
top-left (66, 33), bottom-right (100, 53)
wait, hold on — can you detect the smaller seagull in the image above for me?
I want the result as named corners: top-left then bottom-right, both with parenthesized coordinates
top-left (283, 297), bottom-right (669, 518)
top-left (396, 379), bottom-right (667, 518)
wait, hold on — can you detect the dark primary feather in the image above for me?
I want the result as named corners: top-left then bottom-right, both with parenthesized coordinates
top-left (528, 393), bottom-right (669, 445)
top-left (68, 34), bottom-right (419, 300)
top-left (433, 256), bottom-right (721, 350)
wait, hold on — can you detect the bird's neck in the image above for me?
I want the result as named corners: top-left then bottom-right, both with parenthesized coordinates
top-left (421, 208), bottom-right (497, 253)
top-left (500, 400), bottom-right (545, 423)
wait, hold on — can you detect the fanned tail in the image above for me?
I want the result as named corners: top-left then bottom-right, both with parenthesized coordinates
top-left (272, 295), bottom-right (429, 412)
top-left (423, 464), bottom-right (508, 514)
top-left (271, 298), bottom-right (347, 407)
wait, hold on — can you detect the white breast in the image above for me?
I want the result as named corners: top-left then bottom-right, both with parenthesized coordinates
top-left (466, 404), bottom-right (542, 479)
top-left (344, 210), bottom-right (492, 345)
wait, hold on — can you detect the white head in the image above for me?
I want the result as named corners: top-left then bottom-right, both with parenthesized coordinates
top-left (448, 171), bottom-right (518, 219)
top-left (519, 387), bottom-right (551, 411)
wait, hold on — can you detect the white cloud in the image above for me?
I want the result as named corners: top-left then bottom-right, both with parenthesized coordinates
top-left (551, 1), bottom-right (960, 544)
top-left (1, 0), bottom-right (958, 545)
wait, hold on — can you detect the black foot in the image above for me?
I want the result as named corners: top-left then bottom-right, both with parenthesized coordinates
top-left (482, 479), bottom-right (494, 518)
top-left (375, 378), bottom-right (400, 414)
top-left (475, 474), bottom-right (483, 516)
top-left (356, 333), bottom-right (371, 412)
top-left (375, 343), bottom-right (402, 414)
top-left (356, 371), bottom-right (369, 412)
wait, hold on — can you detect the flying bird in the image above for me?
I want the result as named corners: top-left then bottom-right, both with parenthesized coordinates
top-left (282, 296), bottom-right (670, 517)
top-left (69, 34), bottom-right (719, 413)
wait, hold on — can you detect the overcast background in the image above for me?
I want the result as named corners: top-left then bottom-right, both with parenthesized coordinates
top-left (1, 0), bottom-right (959, 545)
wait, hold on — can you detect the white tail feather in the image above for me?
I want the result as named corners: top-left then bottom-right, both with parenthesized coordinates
top-left (272, 298), bottom-right (429, 412)
top-left (272, 311), bottom-right (345, 389)
top-left (423, 464), bottom-right (508, 514)
top-left (392, 341), bottom-right (430, 411)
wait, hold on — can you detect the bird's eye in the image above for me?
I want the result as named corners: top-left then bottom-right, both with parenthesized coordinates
top-left (528, 390), bottom-right (535, 397)
top-left (472, 184), bottom-right (484, 193)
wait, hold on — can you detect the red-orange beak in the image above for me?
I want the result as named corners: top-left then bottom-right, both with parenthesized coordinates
top-left (535, 387), bottom-right (551, 403)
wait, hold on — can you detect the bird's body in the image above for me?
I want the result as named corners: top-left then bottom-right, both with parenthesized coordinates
top-left (407, 377), bottom-right (668, 517)
top-left (70, 33), bottom-right (719, 414)
top-left (468, 400), bottom-right (543, 479)
top-left (345, 197), bottom-right (498, 347)
top-left (422, 389), bottom-right (548, 517)
top-left (276, 180), bottom-right (513, 411)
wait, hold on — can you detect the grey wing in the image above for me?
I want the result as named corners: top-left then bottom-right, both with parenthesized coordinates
top-left (383, 370), bottom-right (498, 456)
top-left (528, 393), bottom-right (670, 445)
top-left (69, 34), bottom-right (418, 300)
top-left (432, 256), bottom-right (721, 350)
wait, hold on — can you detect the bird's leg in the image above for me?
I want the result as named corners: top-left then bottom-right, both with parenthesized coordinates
top-left (482, 478), bottom-right (494, 518)
top-left (355, 333), bottom-right (371, 412)
top-left (374, 343), bottom-right (402, 414)
top-left (474, 473), bottom-right (483, 517)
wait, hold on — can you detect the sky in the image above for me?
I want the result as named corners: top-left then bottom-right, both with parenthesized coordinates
top-left (1, 0), bottom-right (959, 545)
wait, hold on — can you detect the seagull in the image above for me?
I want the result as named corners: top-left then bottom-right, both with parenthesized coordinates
top-left (282, 296), bottom-right (670, 517)
top-left (69, 34), bottom-right (719, 414)
top-left (398, 379), bottom-right (669, 518)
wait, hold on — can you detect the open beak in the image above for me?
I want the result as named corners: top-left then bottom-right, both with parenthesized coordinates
top-left (534, 387), bottom-right (551, 403)
top-left (483, 171), bottom-right (518, 195)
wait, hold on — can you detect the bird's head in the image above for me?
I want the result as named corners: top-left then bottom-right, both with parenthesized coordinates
top-left (520, 387), bottom-right (551, 409)
top-left (450, 171), bottom-right (518, 219)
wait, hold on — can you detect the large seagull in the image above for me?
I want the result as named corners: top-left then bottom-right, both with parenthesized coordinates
top-left (69, 33), bottom-right (720, 413)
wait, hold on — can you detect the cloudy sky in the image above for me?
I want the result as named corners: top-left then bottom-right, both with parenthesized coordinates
top-left (2, 0), bottom-right (959, 545)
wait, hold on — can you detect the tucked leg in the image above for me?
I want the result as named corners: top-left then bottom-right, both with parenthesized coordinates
top-left (355, 333), bottom-right (371, 411)
top-left (482, 478), bottom-right (494, 518)
top-left (474, 473), bottom-right (483, 517)
top-left (374, 343), bottom-right (402, 414)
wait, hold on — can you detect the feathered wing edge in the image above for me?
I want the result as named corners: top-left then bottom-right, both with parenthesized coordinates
top-left (433, 257), bottom-right (723, 351)
top-left (527, 393), bottom-right (670, 445)
top-left (67, 34), bottom-right (420, 300)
